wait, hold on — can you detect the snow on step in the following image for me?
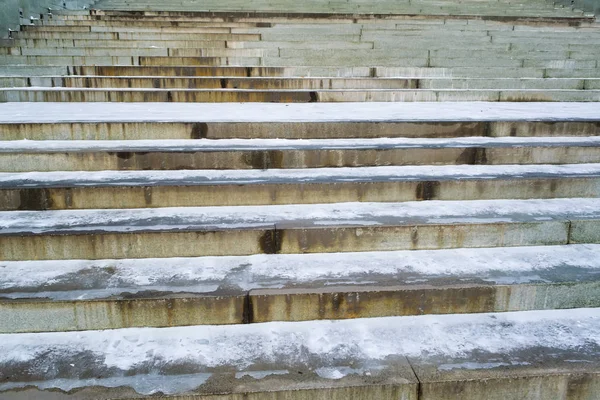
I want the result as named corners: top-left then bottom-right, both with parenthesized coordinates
top-left (2, 198), bottom-right (600, 235)
top-left (2, 163), bottom-right (600, 187)
top-left (2, 244), bottom-right (599, 300)
top-left (0, 102), bottom-right (599, 123)
top-left (2, 136), bottom-right (600, 152)
top-left (0, 309), bottom-right (598, 397)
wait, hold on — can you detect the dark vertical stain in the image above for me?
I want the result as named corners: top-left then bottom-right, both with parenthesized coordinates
top-left (242, 294), bottom-right (254, 324)
top-left (416, 181), bottom-right (440, 201)
top-left (510, 126), bottom-right (518, 137)
top-left (246, 150), bottom-right (284, 169)
top-left (143, 187), bottom-right (152, 205)
top-left (456, 147), bottom-right (487, 165)
top-left (166, 91), bottom-right (173, 102)
top-left (309, 91), bottom-right (318, 102)
top-left (259, 229), bottom-right (282, 254)
top-left (190, 123), bottom-right (208, 139)
top-left (220, 78), bottom-right (227, 88)
top-left (19, 188), bottom-right (53, 210)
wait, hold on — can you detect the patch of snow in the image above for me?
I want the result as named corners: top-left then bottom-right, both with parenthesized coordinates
top-left (0, 309), bottom-right (598, 372)
top-left (0, 102), bottom-right (599, 123)
top-left (2, 163), bottom-right (600, 187)
top-left (1, 198), bottom-right (599, 234)
top-left (1, 136), bottom-right (599, 152)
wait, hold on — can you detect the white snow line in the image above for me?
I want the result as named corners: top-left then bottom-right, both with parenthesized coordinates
top-left (1, 244), bottom-right (599, 294)
top-left (0, 308), bottom-right (598, 371)
top-left (0, 102), bottom-right (599, 123)
top-left (0, 136), bottom-right (600, 152)
top-left (2, 163), bottom-right (600, 187)
top-left (1, 198), bottom-right (599, 233)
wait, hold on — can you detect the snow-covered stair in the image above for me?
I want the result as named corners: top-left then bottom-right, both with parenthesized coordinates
top-left (0, 309), bottom-right (599, 399)
top-left (0, 0), bottom-right (600, 398)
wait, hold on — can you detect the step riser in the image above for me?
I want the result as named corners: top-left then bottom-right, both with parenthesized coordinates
top-left (2, 281), bottom-right (598, 333)
top-left (1, 219), bottom-right (596, 260)
top-left (0, 48), bottom-right (269, 57)
top-left (2, 146), bottom-right (598, 172)
top-left (0, 296), bottom-right (245, 333)
top-left (2, 177), bottom-right (598, 210)
top-left (1, 121), bottom-right (598, 140)
top-left (2, 89), bottom-right (600, 102)
top-left (250, 281), bottom-right (600, 322)
top-left (61, 65), bottom-right (600, 79)
top-left (3, 77), bottom-right (596, 91)
top-left (12, 32), bottom-right (262, 41)
top-left (0, 77), bottom-right (418, 90)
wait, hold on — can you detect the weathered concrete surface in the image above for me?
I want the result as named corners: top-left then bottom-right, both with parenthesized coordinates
top-left (277, 221), bottom-right (571, 254)
top-left (1, 143), bottom-right (600, 171)
top-left (0, 228), bottom-right (273, 260)
top-left (3, 245), bottom-right (600, 332)
top-left (2, 88), bottom-right (600, 103)
top-left (2, 199), bottom-right (598, 260)
top-left (0, 293), bottom-right (245, 333)
top-left (0, 220), bottom-right (568, 260)
top-left (1, 175), bottom-right (599, 210)
top-left (412, 350), bottom-right (600, 400)
top-left (2, 120), bottom-right (600, 140)
top-left (249, 281), bottom-right (600, 322)
top-left (0, 309), bottom-right (599, 399)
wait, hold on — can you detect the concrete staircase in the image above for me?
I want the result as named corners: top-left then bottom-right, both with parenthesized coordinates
top-left (0, 0), bottom-right (600, 398)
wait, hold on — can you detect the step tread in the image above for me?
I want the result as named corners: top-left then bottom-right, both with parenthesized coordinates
top-left (1, 244), bottom-right (599, 300)
top-left (1, 198), bottom-right (599, 235)
top-left (0, 309), bottom-right (598, 397)
top-left (2, 163), bottom-right (600, 188)
top-left (2, 136), bottom-right (600, 152)
top-left (0, 102), bottom-right (599, 123)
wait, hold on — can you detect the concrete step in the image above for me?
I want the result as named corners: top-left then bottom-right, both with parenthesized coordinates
top-left (2, 137), bottom-right (599, 172)
top-left (1, 76), bottom-right (598, 90)
top-left (6, 47), bottom-right (270, 57)
top-left (1, 198), bottom-right (599, 260)
top-left (4, 38), bottom-right (232, 48)
top-left (0, 76), bottom-right (419, 89)
top-left (59, 65), bottom-right (600, 79)
top-left (0, 55), bottom-right (264, 66)
top-left (0, 309), bottom-right (598, 398)
top-left (2, 164), bottom-right (599, 210)
top-left (0, 245), bottom-right (598, 332)
top-left (0, 102), bottom-right (598, 140)
top-left (88, 4), bottom-right (589, 19)
top-left (2, 87), bottom-right (600, 102)
top-left (12, 31), bottom-right (262, 41)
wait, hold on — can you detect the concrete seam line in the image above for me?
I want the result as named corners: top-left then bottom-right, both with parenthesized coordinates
top-left (406, 356), bottom-right (424, 399)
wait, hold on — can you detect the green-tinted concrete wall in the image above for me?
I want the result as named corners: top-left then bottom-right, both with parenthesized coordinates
top-left (0, 0), bottom-right (95, 38)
